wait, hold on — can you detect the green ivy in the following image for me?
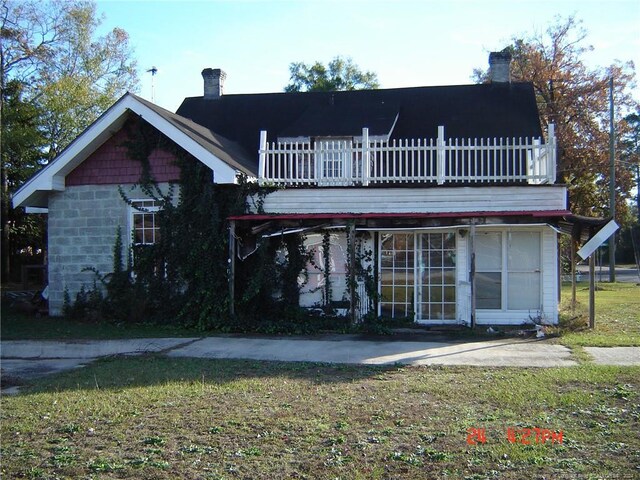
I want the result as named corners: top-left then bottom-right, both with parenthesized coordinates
top-left (347, 230), bottom-right (378, 317)
top-left (119, 119), bottom-right (260, 329)
top-left (67, 118), bottom-right (321, 330)
top-left (281, 234), bottom-right (308, 306)
top-left (321, 231), bottom-right (333, 309)
top-left (67, 117), bottom-right (386, 332)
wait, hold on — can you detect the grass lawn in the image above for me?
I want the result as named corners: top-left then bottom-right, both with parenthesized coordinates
top-left (2, 282), bottom-right (638, 478)
top-left (2, 357), bottom-right (639, 479)
top-left (557, 282), bottom-right (640, 347)
top-left (2, 280), bottom-right (637, 347)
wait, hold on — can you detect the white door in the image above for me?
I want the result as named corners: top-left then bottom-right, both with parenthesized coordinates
top-left (379, 231), bottom-right (457, 323)
top-left (416, 232), bottom-right (457, 323)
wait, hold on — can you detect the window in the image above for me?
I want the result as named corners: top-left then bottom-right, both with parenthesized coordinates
top-left (128, 200), bottom-right (164, 277)
top-left (380, 233), bottom-right (414, 318)
top-left (379, 231), bottom-right (458, 322)
top-left (316, 138), bottom-right (351, 181)
top-left (475, 232), bottom-right (502, 309)
top-left (130, 200), bottom-right (161, 245)
top-left (418, 232), bottom-right (457, 320)
top-left (475, 230), bottom-right (541, 311)
top-left (507, 231), bottom-right (541, 310)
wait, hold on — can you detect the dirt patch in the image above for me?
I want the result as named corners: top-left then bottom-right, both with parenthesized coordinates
top-left (0, 370), bottom-right (24, 389)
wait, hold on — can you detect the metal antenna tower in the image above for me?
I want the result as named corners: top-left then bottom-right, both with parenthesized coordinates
top-left (147, 66), bottom-right (158, 102)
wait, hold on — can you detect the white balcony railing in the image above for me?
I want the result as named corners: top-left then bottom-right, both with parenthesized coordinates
top-left (258, 125), bottom-right (556, 186)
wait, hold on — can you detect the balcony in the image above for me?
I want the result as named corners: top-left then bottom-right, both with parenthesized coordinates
top-left (258, 125), bottom-right (556, 187)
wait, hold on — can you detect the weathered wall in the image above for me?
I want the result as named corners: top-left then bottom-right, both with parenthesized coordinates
top-left (298, 232), bottom-right (374, 317)
top-left (259, 185), bottom-right (567, 214)
top-left (47, 184), bottom-right (172, 316)
top-left (300, 233), bottom-right (349, 308)
top-left (48, 120), bottom-right (182, 316)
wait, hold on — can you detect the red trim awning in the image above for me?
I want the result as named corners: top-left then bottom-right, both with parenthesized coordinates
top-left (228, 210), bottom-right (572, 221)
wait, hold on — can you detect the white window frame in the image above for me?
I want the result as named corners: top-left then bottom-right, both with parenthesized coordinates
top-left (416, 231), bottom-right (457, 322)
top-left (129, 199), bottom-right (162, 246)
top-left (475, 231), bottom-right (503, 310)
top-left (475, 229), bottom-right (542, 312)
top-left (378, 230), bottom-right (458, 322)
top-left (379, 232), bottom-right (415, 319)
top-left (315, 137), bottom-right (352, 184)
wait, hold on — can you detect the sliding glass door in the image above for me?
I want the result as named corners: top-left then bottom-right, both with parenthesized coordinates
top-left (379, 232), bottom-right (457, 322)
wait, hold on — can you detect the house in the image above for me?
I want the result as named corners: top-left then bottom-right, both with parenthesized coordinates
top-left (15, 52), bottom-right (584, 326)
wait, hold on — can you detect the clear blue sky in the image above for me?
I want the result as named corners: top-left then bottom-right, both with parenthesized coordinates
top-left (95, 0), bottom-right (640, 112)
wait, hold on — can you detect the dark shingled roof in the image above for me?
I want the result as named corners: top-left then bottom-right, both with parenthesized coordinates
top-left (176, 82), bottom-right (543, 172)
top-left (131, 93), bottom-right (256, 175)
top-left (278, 102), bottom-right (400, 139)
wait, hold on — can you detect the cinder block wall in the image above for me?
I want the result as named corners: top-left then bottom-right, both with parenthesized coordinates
top-left (47, 183), bottom-right (172, 316)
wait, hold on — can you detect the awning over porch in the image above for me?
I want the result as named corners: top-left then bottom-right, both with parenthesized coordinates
top-left (228, 210), bottom-right (611, 261)
top-left (230, 210), bottom-right (609, 236)
top-left (555, 214), bottom-right (612, 242)
top-left (228, 209), bottom-right (572, 261)
top-left (226, 209), bottom-right (613, 325)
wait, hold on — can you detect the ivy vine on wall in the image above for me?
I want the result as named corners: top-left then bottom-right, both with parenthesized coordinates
top-left (65, 118), bottom-right (397, 332)
top-left (68, 118), bottom-right (328, 331)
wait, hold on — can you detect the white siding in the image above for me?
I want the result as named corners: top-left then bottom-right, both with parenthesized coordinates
top-left (541, 228), bottom-right (559, 324)
top-left (295, 226), bottom-right (559, 326)
top-left (260, 185), bottom-right (566, 214)
top-left (299, 233), bottom-right (349, 308)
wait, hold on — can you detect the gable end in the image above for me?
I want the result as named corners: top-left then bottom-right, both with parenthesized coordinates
top-left (65, 128), bottom-right (181, 186)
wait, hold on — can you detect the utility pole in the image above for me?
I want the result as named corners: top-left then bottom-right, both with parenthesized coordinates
top-left (636, 163), bottom-right (640, 225)
top-left (609, 76), bottom-right (616, 283)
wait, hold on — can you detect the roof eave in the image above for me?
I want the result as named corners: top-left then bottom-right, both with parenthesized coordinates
top-left (228, 210), bottom-right (572, 221)
top-left (13, 93), bottom-right (251, 208)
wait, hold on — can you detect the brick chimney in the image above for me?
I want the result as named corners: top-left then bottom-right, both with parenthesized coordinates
top-left (488, 51), bottom-right (512, 83)
top-left (202, 68), bottom-right (226, 99)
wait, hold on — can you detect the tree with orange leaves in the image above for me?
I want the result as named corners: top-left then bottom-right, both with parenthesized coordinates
top-left (475, 16), bottom-right (638, 223)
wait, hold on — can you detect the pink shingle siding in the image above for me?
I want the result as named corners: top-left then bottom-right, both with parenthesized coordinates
top-left (66, 129), bottom-right (180, 185)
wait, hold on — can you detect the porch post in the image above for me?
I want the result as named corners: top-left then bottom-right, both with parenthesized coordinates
top-left (437, 125), bottom-right (446, 185)
top-left (348, 223), bottom-right (357, 324)
top-left (258, 130), bottom-right (267, 184)
top-left (531, 138), bottom-right (541, 181)
top-left (362, 128), bottom-right (370, 186)
top-left (589, 252), bottom-right (595, 329)
top-left (469, 222), bottom-right (476, 329)
top-left (229, 220), bottom-right (236, 317)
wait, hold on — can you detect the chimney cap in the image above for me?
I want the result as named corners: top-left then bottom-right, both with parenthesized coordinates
top-left (489, 50), bottom-right (512, 63)
top-left (202, 67), bottom-right (227, 78)
top-left (488, 50), bottom-right (512, 83)
top-left (202, 68), bottom-right (226, 100)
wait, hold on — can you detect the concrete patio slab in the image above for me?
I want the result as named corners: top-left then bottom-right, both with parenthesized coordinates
top-left (584, 347), bottom-right (640, 366)
top-left (1, 338), bottom-right (199, 359)
top-left (1, 338), bottom-right (201, 393)
top-left (167, 336), bottom-right (577, 367)
top-left (5, 335), bottom-right (639, 394)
